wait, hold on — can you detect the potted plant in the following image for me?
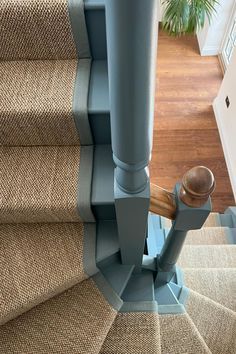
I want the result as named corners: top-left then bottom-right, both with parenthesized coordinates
top-left (162, 0), bottom-right (219, 36)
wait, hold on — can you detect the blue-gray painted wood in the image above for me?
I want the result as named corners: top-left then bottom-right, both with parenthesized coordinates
top-left (155, 284), bottom-right (179, 305)
top-left (156, 183), bottom-right (212, 285)
top-left (229, 228), bottom-right (236, 244)
top-left (69, 0), bottom-right (91, 58)
top-left (225, 207), bottom-right (236, 227)
top-left (105, 0), bottom-right (158, 270)
top-left (142, 255), bottom-right (157, 272)
top-left (122, 270), bottom-right (155, 302)
top-left (158, 304), bottom-right (186, 315)
top-left (120, 301), bottom-right (158, 313)
top-left (84, 0), bottom-right (107, 60)
top-left (178, 286), bottom-right (190, 306)
top-left (158, 230), bottom-right (188, 273)
top-left (88, 61), bottom-right (109, 114)
top-left (83, 223), bottom-right (98, 276)
top-left (88, 60), bottom-right (110, 144)
top-left (96, 220), bottom-right (119, 263)
top-left (105, 0), bottom-right (158, 193)
top-left (91, 145), bottom-right (115, 219)
top-left (220, 214), bottom-right (234, 227)
top-left (147, 214), bottom-right (165, 256)
top-left (226, 206), bottom-right (236, 216)
top-left (92, 272), bottom-right (123, 311)
top-left (84, 0), bottom-right (105, 9)
top-left (89, 113), bottom-right (111, 145)
top-left (115, 183), bottom-right (150, 271)
top-left (223, 207), bottom-right (236, 227)
top-left (100, 262), bottom-right (134, 296)
top-left (169, 282), bottom-right (182, 299)
top-left (175, 267), bottom-right (185, 287)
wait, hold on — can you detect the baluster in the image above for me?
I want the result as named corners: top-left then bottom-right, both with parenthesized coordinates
top-left (154, 166), bottom-right (215, 285)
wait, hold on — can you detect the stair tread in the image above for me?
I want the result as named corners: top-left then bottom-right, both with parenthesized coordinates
top-left (0, 59), bottom-right (92, 146)
top-left (0, 279), bottom-right (117, 354)
top-left (0, 0), bottom-right (87, 61)
top-left (186, 289), bottom-right (236, 354)
top-left (183, 268), bottom-right (236, 312)
top-left (178, 244), bottom-right (236, 268)
top-left (0, 222), bottom-right (97, 325)
top-left (0, 145), bottom-right (94, 223)
top-left (185, 227), bottom-right (231, 245)
top-left (100, 312), bottom-right (161, 354)
top-left (160, 312), bottom-right (211, 354)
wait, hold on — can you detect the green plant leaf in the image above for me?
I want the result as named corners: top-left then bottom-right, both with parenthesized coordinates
top-left (162, 0), bottom-right (219, 36)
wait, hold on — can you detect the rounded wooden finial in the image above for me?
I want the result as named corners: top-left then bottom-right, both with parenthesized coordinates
top-left (179, 166), bottom-right (215, 208)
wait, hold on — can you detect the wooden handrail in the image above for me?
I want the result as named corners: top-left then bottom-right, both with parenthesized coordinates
top-left (150, 184), bottom-right (176, 220)
top-left (150, 166), bottom-right (216, 219)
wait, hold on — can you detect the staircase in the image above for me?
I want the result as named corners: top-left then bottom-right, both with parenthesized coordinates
top-left (0, 0), bottom-right (236, 353)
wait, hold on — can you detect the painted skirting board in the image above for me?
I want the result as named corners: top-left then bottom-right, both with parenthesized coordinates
top-left (198, 45), bottom-right (220, 56)
top-left (213, 100), bottom-right (236, 201)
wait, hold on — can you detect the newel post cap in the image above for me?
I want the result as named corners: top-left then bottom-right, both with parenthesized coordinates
top-left (179, 166), bottom-right (216, 208)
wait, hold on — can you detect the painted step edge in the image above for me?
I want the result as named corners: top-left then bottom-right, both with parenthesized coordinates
top-left (100, 260), bottom-right (134, 297)
top-left (96, 220), bottom-right (119, 263)
top-left (84, 0), bottom-right (105, 10)
top-left (88, 60), bottom-right (109, 114)
top-left (224, 207), bottom-right (236, 227)
top-left (220, 213), bottom-right (234, 227)
top-left (122, 271), bottom-right (155, 302)
top-left (88, 61), bottom-right (110, 144)
top-left (91, 145), bottom-right (115, 219)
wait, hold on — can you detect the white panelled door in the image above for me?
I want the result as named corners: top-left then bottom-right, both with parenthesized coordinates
top-left (221, 3), bottom-right (236, 68)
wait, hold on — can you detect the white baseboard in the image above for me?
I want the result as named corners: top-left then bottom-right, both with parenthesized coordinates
top-left (199, 46), bottom-right (220, 56)
top-left (213, 100), bottom-right (236, 201)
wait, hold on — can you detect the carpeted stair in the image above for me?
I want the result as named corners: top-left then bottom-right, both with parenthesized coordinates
top-left (0, 279), bottom-right (117, 354)
top-left (0, 1), bottom-right (236, 353)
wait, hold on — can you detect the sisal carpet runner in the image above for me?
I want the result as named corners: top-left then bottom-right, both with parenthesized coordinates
top-left (0, 0), bottom-right (235, 353)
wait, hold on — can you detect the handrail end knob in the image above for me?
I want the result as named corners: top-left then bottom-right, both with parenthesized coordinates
top-left (180, 166), bottom-right (216, 208)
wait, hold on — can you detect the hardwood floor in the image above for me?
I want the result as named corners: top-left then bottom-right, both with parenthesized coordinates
top-left (150, 30), bottom-right (235, 212)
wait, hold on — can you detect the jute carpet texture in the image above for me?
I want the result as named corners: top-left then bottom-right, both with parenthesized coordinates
top-left (0, 146), bottom-right (87, 223)
top-left (160, 313), bottom-right (211, 354)
top-left (0, 222), bottom-right (90, 325)
top-left (100, 312), bottom-right (161, 354)
top-left (184, 227), bottom-right (230, 245)
top-left (178, 245), bottom-right (236, 268)
top-left (183, 268), bottom-right (236, 312)
top-left (0, 279), bottom-right (117, 354)
top-left (186, 289), bottom-right (236, 354)
top-left (0, 60), bottom-right (80, 146)
top-left (0, 0), bottom-right (81, 60)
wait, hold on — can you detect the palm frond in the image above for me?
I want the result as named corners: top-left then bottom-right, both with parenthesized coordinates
top-left (162, 0), bottom-right (219, 36)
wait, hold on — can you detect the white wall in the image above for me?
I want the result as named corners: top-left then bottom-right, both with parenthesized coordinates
top-left (197, 0), bottom-right (235, 56)
top-left (213, 48), bottom-right (236, 200)
top-left (158, 0), bottom-right (165, 22)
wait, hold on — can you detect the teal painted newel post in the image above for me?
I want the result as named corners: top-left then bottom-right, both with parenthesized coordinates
top-left (155, 166), bottom-right (216, 285)
top-left (105, 0), bottom-right (159, 271)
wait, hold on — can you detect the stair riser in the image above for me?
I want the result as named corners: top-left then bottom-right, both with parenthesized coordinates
top-left (92, 145), bottom-right (115, 219)
top-left (89, 113), bottom-right (111, 144)
top-left (85, 1), bottom-right (107, 60)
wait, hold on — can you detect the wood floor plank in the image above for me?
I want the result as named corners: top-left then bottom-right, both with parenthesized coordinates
top-left (150, 30), bottom-right (235, 212)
